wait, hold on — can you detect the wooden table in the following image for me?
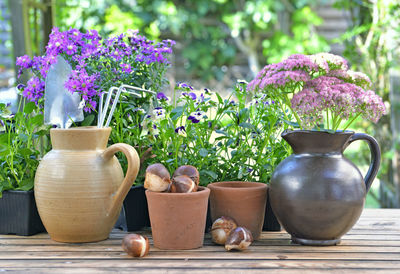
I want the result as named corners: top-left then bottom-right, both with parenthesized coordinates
top-left (0, 209), bottom-right (399, 273)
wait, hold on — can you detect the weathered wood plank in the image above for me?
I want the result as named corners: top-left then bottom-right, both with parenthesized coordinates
top-left (1, 259), bottom-right (400, 270)
top-left (1, 268), bottom-right (398, 274)
top-left (0, 250), bottom-right (399, 260)
top-left (0, 244), bottom-right (400, 253)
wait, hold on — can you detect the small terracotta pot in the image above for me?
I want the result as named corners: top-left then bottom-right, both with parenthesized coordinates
top-left (146, 186), bottom-right (210, 250)
top-left (208, 181), bottom-right (267, 240)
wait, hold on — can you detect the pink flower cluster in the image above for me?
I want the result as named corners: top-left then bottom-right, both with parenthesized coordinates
top-left (249, 53), bottom-right (386, 129)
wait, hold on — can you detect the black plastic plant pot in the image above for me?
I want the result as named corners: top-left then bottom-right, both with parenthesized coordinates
top-left (263, 187), bottom-right (281, 231)
top-left (0, 190), bottom-right (45, 236)
top-left (115, 185), bottom-right (150, 231)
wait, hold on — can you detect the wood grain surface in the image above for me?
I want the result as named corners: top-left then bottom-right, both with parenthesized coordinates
top-left (0, 209), bottom-right (399, 273)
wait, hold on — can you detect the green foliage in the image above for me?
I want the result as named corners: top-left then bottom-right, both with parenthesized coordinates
top-left (0, 101), bottom-right (51, 196)
top-left (263, 7), bottom-right (329, 63)
top-left (137, 82), bottom-right (291, 185)
top-left (54, 0), bottom-right (329, 80)
top-left (333, 0), bottom-right (400, 207)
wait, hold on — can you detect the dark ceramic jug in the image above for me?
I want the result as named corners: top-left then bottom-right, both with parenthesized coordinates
top-left (270, 130), bottom-right (380, 246)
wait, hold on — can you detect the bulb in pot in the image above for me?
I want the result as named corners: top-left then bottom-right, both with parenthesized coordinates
top-left (122, 234), bottom-right (150, 257)
top-left (173, 165), bottom-right (200, 185)
top-left (211, 216), bottom-right (237, 245)
top-left (225, 227), bottom-right (253, 251)
top-left (144, 163), bottom-right (171, 192)
top-left (170, 175), bottom-right (197, 193)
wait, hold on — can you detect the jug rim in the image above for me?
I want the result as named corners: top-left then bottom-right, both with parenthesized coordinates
top-left (282, 129), bottom-right (355, 136)
top-left (50, 126), bottom-right (111, 132)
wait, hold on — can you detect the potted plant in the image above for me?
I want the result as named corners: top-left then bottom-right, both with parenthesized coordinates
top-left (0, 101), bottom-right (50, 235)
top-left (15, 27), bottom-right (175, 233)
top-left (143, 81), bottom-right (291, 233)
top-left (248, 53), bottom-right (386, 245)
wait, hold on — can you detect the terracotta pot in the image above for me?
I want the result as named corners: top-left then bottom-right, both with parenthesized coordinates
top-left (207, 181), bottom-right (268, 240)
top-left (34, 127), bottom-right (140, 243)
top-left (270, 130), bottom-right (380, 246)
top-left (146, 186), bottom-right (210, 250)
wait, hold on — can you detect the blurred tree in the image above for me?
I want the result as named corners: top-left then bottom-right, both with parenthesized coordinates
top-left (334, 0), bottom-right (400, 207)
top-left (53, 0), bottom-right (329, 81)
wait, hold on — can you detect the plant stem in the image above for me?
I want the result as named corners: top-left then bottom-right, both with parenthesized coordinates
top-left (283, 93), bottom-right (302, 129)
top-left (342, 113), bottom-right (361, 131)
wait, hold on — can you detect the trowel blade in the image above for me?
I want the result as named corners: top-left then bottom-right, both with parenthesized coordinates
top-left (44, 55), bottom-right (84, 128)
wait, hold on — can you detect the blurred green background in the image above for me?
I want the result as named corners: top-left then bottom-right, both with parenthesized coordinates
top-left (1, 0), bottom-right (399, 208)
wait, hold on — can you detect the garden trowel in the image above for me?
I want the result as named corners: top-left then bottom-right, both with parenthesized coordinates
top-left (44, 55), bottom-right (84, 128)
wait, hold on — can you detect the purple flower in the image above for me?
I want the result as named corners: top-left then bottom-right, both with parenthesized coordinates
top-left (16, 55), bottom-right (32, 69)
top-left (157, 92), bottom-right (169, 101)
top-left (177, 82), bottom-right (193, 90)
top-left (120, 63), bottom-right (132, 74)
top-left (175, 126), bottom-right (187, 137)
top-left (64, 43), bottom-right (77, 55)
top-left (188, 110), bottom-right (205, 123)
top-left (182, 92), bottom-right (197, 100)
top-left (153, 108), bottom-right (166, 120)
top-left (22, 77), bottom-right (45, 104)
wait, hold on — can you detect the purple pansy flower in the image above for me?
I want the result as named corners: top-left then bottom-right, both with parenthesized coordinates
top-left (182, 92), bottom-right (197, 100)
top-left (175, 126), bottom-right (187, 137)
top-left (157, 92), bottom-right (169, 101)
top-left (188, 110), bottom-right (205, 123)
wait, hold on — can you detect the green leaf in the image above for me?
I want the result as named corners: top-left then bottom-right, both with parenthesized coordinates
top-left (18, 133), bottom-right (29, 142)
top-left (239, 122), bottom-right (254, 130)
top-left (17, 179), bottom-right (34, 191)
top-left (199, 148), bottom-right (208, 157)
top-left (23, 102), bottom-right (36, 114)
top-left (171, 106), bottom-right (184, 120)
top-left (33, 129), bottom-right (49, 138)
top-left (81, 114), bottom-right (95, 126)
top-left (200, 170), bottom-right (218, 180)
top-left (215, 129), bottom-right (227, 136)
top-left (18, 148), bottom-right (32, 157)
top-left (239, 108), bottom-right (249, 122)
top-left (31, 114), bottom-right (44, 127)
top-left (216, 92), bottom-right (223, 104)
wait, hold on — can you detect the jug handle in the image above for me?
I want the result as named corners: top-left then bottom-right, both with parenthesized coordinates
top-left (347, 133), bottom-right (381, 192)
top-left (102, 143), bottom-right (140, 217)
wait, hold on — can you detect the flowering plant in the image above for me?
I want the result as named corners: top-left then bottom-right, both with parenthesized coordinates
top-left (16, 28), bottom-right (174, 169)
top-left (248, 53), bottom-right (386, 130)
top-left (137, 82), bottom-right (290, 185)
top-left (16, 27), bottom-right (174, 113)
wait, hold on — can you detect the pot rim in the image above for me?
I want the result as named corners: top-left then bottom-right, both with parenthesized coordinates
top-left (50, 126), bottom-right (111, 132)
top-left (283, 129), bottom-right (355, 135)
top-left (145, 186), bottom-right (210, 197)
top-left (207, 181), bottom-right (267, 191)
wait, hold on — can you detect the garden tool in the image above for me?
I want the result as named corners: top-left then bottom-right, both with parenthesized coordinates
top-left (44, 55), bottom-right (84, 128)
top-left (98, 84), bottom-right (155, 128)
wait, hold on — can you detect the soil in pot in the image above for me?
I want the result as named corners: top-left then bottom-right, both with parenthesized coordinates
top-left (146, 186), bottom-right (210, 250)
top-left (208, 181), bottom-right (267, 240)
top-left (0, 190), bottom-right (45, 236)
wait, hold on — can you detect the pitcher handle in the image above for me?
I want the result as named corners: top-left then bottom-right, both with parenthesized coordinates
top-left (102, 143), bottom-right (140, 216)
top-left (347, 133), bottom-right (381, 192)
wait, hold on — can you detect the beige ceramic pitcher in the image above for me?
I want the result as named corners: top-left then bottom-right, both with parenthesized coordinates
top-left (34, 127), bottom-right (140, 243)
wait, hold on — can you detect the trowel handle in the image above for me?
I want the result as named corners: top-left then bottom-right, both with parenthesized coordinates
top-left (102, 143), bottom-right (140, 216)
